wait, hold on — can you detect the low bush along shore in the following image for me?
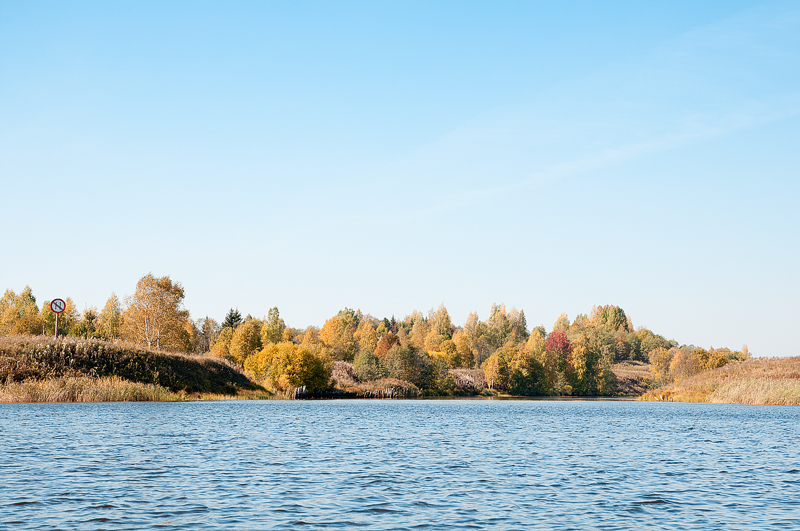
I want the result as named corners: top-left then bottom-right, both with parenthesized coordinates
top-left (641, 356), bottom-right (800, 405)
top-left (0, 335), bottom-right (265, 402)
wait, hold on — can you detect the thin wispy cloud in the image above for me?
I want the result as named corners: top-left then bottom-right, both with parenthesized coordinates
top-left (393, 3), bottom-right (800, 220)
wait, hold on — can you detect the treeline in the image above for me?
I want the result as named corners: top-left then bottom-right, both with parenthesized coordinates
top-left (1, 274), bottom-right (750, 396)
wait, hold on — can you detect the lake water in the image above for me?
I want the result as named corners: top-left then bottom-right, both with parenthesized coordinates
top-left (1, 400), bottom-right (799, 530)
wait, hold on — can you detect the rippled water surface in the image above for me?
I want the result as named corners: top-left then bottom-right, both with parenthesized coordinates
top-left (2, 400), bottom-right (799, 530)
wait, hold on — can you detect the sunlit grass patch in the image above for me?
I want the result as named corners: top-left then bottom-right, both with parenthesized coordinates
top-left (0, 376), bottom-right (179, 403)
top-left (642, 356), bottom-right (800, 405)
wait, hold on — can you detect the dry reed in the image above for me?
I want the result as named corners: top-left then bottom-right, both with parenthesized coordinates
top-left (709, 378), bottom-right (800, 406)
top-left (0, 376), bottom-right (178, 403)
top-left (642, 356), bottom-right (800, 405)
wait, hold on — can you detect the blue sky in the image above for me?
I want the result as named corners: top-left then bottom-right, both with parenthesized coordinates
top-left (2, 0), bottom-right (798, 356)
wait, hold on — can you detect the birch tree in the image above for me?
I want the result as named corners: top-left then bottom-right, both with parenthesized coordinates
top-left (120, 273), bottom-right (191, 351)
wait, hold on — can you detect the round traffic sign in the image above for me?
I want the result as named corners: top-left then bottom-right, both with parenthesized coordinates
top-left (50, 299), bottom-right (66, 314)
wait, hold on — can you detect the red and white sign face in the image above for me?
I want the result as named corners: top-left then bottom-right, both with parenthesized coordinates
top-left (50, 299), bottom-right (66, 314)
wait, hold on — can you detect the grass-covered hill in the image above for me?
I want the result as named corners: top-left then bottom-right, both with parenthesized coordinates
top-left (611, 361), bottom-right (653, 396)
top-left (0, 335), bottom-right (264, 402)
top-left (641, 356), bottom-right (800, 405)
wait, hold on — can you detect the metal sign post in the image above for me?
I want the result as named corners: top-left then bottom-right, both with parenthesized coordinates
top-left (50, 299), bottom-right (66, 337)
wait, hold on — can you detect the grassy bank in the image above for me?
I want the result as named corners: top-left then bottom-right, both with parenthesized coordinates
top-left (612, 361), bottom-right (653, 396)
top-left (641, 356), bottom-right (800, 405)
top-left (0, 335), bottom-right (265, 402)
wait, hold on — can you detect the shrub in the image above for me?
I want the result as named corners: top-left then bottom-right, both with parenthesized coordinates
top-left (244, 341), bottom-right (332, 392)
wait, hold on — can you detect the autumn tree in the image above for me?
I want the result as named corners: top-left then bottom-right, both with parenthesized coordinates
top-left (120, 273), bottom-right (191, 351)
top-left (319, 310), bottom-right (358, 361)
top-left (452, 330), bottom-right (475, 368)
top-left (590, 305), bottom-right (631, 333)
top-left (463, 312), bottom-right (482, 342)
top-left (552, 313), bottom-right (570, 333)
top-left (210, 326), bottom-right (235, 358)
top-left (545, 330), bottom-right (573, 394)
top-left (648, 347), bottom-right (675, 384)
top-left (485, 304), bottom-right (511, 349)
top-left (483, 347), bottom-right (511, 391)
top-left (229, 318), bottom-right (263, 364)
top-left (432, 338), bottom-right (454, 369)
top-left (374, 331), bottom-right (399, 361)
top-left (508, 307), bottom-right (529, 343)
top-left (95, 294), bottom-right (123, 339)
top-left (508, 343), bottom-right (544, 395)
top-left (244, 341), bottom-right (332, 392)
top-left (354, 319), bottom-right (378, 353)
top-left (0, 290), bottom-right (15, 335)
top-left (424, 329), bottom-right (445, 353)
top-left (669, 348), bottom-right (704, 380)
top-left (408, 311), bottom-right (429, 350)
top-left (635, 328), bottom-right (676, 358)
top-left (261, 307), bottom-right (285, 345)
top-left (428, 303), bottom-right (453, 338)
top-left (705, 347), bottom-right (730, 371)
top-left (567, 329), bottom-right (606, 395)
top-left (300, 326), bottom-right (319, 345)
top-left (1, 287), bottom-right (42, 335)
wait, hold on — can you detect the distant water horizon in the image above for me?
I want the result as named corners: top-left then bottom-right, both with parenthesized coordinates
top-left (2, 400), bottom-right (799, 530)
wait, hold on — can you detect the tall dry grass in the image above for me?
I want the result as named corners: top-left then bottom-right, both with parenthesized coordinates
top-left (709, 378), bottom-right (800, 406)
top-left (0, 376), bottom-right (178, 403)
top-left (642, 356), bottom-right (800, 405)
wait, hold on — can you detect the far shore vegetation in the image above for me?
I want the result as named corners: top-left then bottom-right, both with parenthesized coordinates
top-left (641, 356), bottom-right (800, 405)
top-left (4, 274), bottom-right (792, 405)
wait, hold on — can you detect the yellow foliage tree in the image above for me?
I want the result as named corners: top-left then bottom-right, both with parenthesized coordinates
top-left (669, 349), bottom-right (705, 380)
top-left (1, 287), bottom-right (41, 335)
top-left (408, 312), bottom-right (428, 350)
top-left (354, 319), bottom-right (378, 352)
top-left (210, 326), bottom-right (235, 359)
top-left (229, 319), bottom-right (263, 364)
top-left (120, 273), bottom-right (191, 351)
top-left (648, 347), bottom-right (675, 384)
top-left (552, 313), bottom-right (570, 333)
top-left (424, 329), bottom-right (445, 353)
top-left (300, 326), bottom-right (319, 346)
top-left (244, 341), bottom-right (332, 392)
top-left (261, 307), bottom-right (285, 345)
top-left (452, 330), bottom-right (474, 368)
top-left (11, 313), bottom-right (44, 335)
top-left (319, 315), bottom-right (357, 361)
top-left (95, 294), bottom-right (123, 339)
top-left (705, 348), bottom-right (730, 371)
top-left (483, 352), bottom-right (506, 390)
